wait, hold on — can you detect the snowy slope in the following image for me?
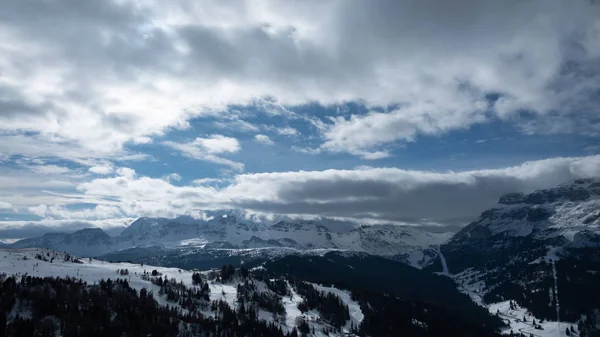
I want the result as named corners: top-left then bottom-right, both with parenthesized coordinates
top-left (0, 248), bottom-right (196, 293)
top-left (312, 283), bottom-right (364, 333)
top-left (489, 301), bottom-right (577, 337)
top-left (0, 248), bottom-right (364, 336)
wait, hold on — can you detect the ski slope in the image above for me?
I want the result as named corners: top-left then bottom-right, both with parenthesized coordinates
top-left (312, 283), bottom-right (364, 333)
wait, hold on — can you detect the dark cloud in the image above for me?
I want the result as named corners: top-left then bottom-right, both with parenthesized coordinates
top-left (223, 156), bottom-right (600, 226)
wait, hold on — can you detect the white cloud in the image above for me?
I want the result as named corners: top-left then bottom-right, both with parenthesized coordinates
top-left (193, 135), bottom-right (241, 154)
top-left (26, 164), bottom-right (72, 175)
top-left (192, 178), bottom-right (225, 185)
top-left (163, 135), bottom-right (243, 171)
top-left (291, 146), bottom-right (322, 155)
top-left (321, 100), bottom-right (487, 158)
top-left (276, 127), bottom-right (299, 136)
top-left (0, 0), bottom-right (598, 162)
top-left (28, 204), bottom-right (125, 220)
top-left (164, 173), bottom-right (182, 182)
top-left (89, 164), bottom-right (114, 175)
top-left (213, 118), bottom-right (260, 132)
top-left (254, 134), bottom-right (274, 145)
top-left (115, 167), bottom-right (136, 179)
top-left (0, 201), bottom-right (12, 209)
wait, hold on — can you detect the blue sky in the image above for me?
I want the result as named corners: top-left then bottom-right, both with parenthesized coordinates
top-left (1, 0), bottom-right (600, 236)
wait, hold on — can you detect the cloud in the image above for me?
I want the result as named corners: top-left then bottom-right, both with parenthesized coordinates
top-left (163, 135), bottom-right (244, 171)
top-left (0, 0), bottom-right (598, 163)
top-left (28, 204), bottom-right (125, 220)
top-left (0, 201), bottom-right (12, 209)
top-left (321, 100), bottom-right (488, 158)
top-left (0, 134), bottom-right (150, 166)
top-left (116, 167), bottom-right (136, 179)
top-left (276, 127), bottom-right (299, 136)
top-left (89, 164), bottom-right (114, 175)
top-left (27, 164), bottom-right (72, 175)
top-left (254, 134), bottom-right (274, 145)
top-left (0, 219), bottom-right (132, 239)
top-left (19, 155), bottom-right (600, 230)
top-left (222, 155), bottom-right (600, 227)
top-left (192, 178), bottom-right (225, 185)
top-left (292, 146), bottom-right (322, 155)
top-left (192, 135), bottom-right (241, 154)
top-left (164, 173), bottom-right (182, 182)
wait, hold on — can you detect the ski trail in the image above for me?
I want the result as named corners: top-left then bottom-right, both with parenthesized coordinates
top-left (552, 259), bottom-right (560, 337)
top-left (436, 246), bottom-right (449, 275)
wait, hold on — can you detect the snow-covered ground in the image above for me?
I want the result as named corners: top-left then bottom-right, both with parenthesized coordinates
top-left (0, 248), bottom-right (361, 337)
top-left (0, 248), bottom-right (195, 286)
top-left (435, 246), bottom-right (449, 275)
top-left (312, 283), bottom-right (364, 333)
top-left (209, 283), bottom-right (238, 308)
top-left (282, 281), bottom-right (305, 330)
top-left (0, 248), bottom-right (203, 309)
top-left (489, 301), bottom-right (578, 337)
top-left (453, 267), bottom-right (579, 337)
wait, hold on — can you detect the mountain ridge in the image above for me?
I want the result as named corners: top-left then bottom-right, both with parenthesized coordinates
top-left (427, 178), bottom-right (600, 328)
top-left (9, 213), bottom-right (452, 266)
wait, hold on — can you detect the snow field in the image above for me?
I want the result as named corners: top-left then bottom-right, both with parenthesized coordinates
top-left (489, 301), bottom-right (577, 337)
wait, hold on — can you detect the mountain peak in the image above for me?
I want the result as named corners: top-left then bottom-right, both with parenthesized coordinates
top-left (498, 179), bottom-right (600, 205)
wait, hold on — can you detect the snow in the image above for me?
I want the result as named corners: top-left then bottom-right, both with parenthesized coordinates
top-left (453, 268), bottom-right (488, 306)
top-left (312, 283), bottom-right (364, 333)
top-left (10, 213), bottom-right (454, 260)
top-left (0, 248), bottom-right (194, 284)
top-left (282, 281), bottom-right (304, 331)
top-left (0, 247), bottom-right (200, 312)
top-left (178, 237), bottom-right (208, 247)
top-left (552, 259), bottom-right (561, 325)
top-left (489, 301), bottom-right (577, 337)
top-left (1, 248), bottom-right (363, 337)
top-left (405, 250), bottom-right (424, 268)
top-left (435, 246), bottom-right (449, 275)
top-left (0, 238), bottom-right (21, 244)
top-left (209, 283), bottom-right (238, 308)
top-left (469, 194), bottom-right (600, 242)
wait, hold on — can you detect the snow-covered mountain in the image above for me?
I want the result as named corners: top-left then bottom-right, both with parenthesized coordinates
top-left (428, 179), bottom-right (600, 331)
top-left (451, 178), bottom-right (600, 244)
top-left (9, 213), bottom-right (451, 266)
top-left (12, 228), bottom-right (116, 256)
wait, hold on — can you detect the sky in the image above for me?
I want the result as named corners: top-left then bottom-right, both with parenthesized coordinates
top-left (1, 0), bottom-right (600, 237)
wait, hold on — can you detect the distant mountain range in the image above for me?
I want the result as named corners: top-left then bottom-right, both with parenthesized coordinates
top-left (9, 211), bottom-right (451, 267)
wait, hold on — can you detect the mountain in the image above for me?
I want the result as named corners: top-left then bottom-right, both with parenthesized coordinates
top-left (11, 227), bottom-right (116, 256)
top-left (9, 213), bottom-right (451, 267)
top-left (426, 179), bottom-right (600, 330)
top-left (0, 248), bottom-right (502, 337)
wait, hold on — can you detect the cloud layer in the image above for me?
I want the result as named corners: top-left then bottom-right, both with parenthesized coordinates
top-left (1, 0), bottom-right (599, 160)
top-left (3, 155), bottom-right (597, 232)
